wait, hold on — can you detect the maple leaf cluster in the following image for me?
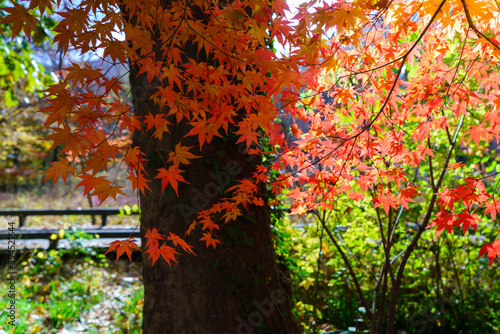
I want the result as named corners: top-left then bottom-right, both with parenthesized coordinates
top-left (105, 228), bottom-right (195, 266)
top-left (272, 0), bottom-right (500, 266)
top-left (143, 229), bottom-right (195, 266)
top-left (3, 0), bottom-right (500, 266)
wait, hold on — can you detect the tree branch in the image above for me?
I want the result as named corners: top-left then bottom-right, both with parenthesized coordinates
top-left (460, 0), bottom-right (500, 52)
top-left (314, 210), bottom-right (373, 318)
top-left (385, 114), bottom-right (465, 333)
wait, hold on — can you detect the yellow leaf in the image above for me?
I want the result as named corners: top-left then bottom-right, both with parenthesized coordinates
top-left (168, 143), bottom-right (201, 168)
top-left (327, 3), bottom-right (365, 35)
top-left (321, 241), bottom-right (330, 255)
top-left (248, 23), bottom-right (270, 45)
top-left (299, 277), bottom-right (315, 290)
top-left (185, 221), bottom-right (198, 236)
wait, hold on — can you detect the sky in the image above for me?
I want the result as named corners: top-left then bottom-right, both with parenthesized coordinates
top-left (275, 0), bottom-right (306, 57)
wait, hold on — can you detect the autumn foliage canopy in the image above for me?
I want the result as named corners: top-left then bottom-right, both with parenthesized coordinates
top-left (2, 0), bottom-right (500, 266)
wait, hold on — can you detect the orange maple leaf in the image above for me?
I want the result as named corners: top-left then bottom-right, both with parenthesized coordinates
top-left (446, 162), bottom-right (465, 170)
top-left (145, 244), bottom-right (180, 266)
top-left (136, 57), bottom-right (162, 84)
top-left (92, 182), bottom-right (125, 204)
top-left (144, 227), bottom-right (166, 249)
top-left (126, 170), bottom-right (152, 195)
top-left (105, 239), bottom-right (141, 261)
top-left (144, 245), bottom-right (160, 265)
top-left (200, 216), bottom-right (220, 233)
top-left (327, 3), bottom-right (365, 36)
top-left (124, 146), bottom-right (146, 170)
top-left (168, 232), bottom-right (196, 255)
top-left (235, 121), bottom-right (259, 148)
top-left (223, 207), bottom-right (242, 223)
top-left (184, 221), bottom-right (198, 237)
top-left (44, 124), bottom-right (88, 158)
top-left (42, 157), bottom-right (76, 186)
top-left (159, 245), bottom-right (180, 266)
top-left (185, 117), bottom-right (222, 149)
top-left (144, 112), bottom-right (171, 140)
top-left (81, 154), bottom-right (110, 175)
top-left (168, 143), bottom-right (201, 168)
top-left (155, 166), bottom-right (188, 196)
top-left (200, 232), bottom-right (221, 249)
top-left (76, 174), bottom-right (109, 197)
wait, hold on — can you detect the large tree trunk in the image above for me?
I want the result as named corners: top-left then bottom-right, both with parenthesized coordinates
top-left (130, 88), bottom-right (298, 332)
top-left (127, 11), bottom-right (299, 333)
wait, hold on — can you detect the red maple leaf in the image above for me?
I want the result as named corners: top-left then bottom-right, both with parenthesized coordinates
top-left (399, 186), bottom-right (420, 210)
top-left (454, 211), bottom-right (480, 235)
top-left (484, 199), bottom-right (500, 219)
top-left (446, 162), bottom-right (465, 170)
top-left (427, 211), bottom-right (455, 240)
top-left (478, 237), bottom-right (500, 266)
top-left (1, 3), bottom-right (39, 41)
top-left (436, 188), bottom-right (457, 211)
top-left (105, 239), bottom-right (141, 261)
top-left (465, 125), bottom-right (486, 147)
top-left (373, 192), bottom-right (398, 215)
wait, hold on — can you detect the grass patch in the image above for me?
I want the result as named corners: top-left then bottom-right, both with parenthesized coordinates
top-left (0, 237), bottom-right (143, 333)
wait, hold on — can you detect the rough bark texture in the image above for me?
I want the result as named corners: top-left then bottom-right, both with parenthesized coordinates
top-left (128, 31), bottom-right (299, 334)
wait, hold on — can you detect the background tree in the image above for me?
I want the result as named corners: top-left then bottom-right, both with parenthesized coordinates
top-left (0, 0), bottom-right (56, 190)
top-left (271, 0), bottom-right (500, 332)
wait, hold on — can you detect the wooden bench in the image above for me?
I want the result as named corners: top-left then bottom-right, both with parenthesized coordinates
top-left (0, 208), bottom-right (140, 249)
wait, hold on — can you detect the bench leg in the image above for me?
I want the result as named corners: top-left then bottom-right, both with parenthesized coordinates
top-left (48, 238), bottom-right (59, 250)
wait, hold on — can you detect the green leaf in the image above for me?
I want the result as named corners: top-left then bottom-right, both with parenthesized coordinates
top-left (5, 88), bottom-right (18, 107)
top-left (486, 161), bottom-right (497, 173)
